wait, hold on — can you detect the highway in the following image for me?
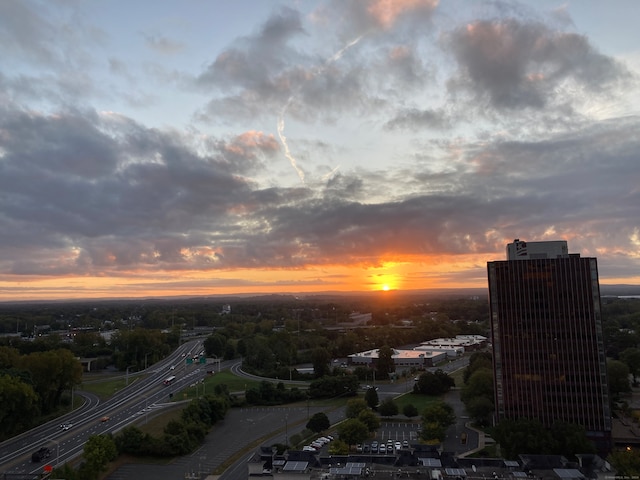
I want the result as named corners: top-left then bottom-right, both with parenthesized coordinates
top-left (0, 339), bottom-right (208, 476)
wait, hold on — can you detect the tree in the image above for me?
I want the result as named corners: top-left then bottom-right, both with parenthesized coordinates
top-left (460, 367), bottom-right (494, 405)
top-left (463, 351), bottom-right (492, 384)
top-left (608, 359), bottom-right (631, 398)
top-left (306, 412), bottom-right (330, 433)
top-left (420, 401), bottom-right (455, 444)
top-left (337, 418), bottom-right (369, 447)
top-left (364, 386), bottom-right (379, 408)
top-left (19, 348), bottom-right (82, 414)
top-left (204, 333), bottom-right (226, 358)
top-left (358, 409), bottom-right (381, 432)
top-left (609, 448), bottom-right (640, 477)
top-left (621, 348), bottom-right (640, 386)
top-left (550, 422), bottom-right (595, 456)
top-left (414, 370), bottom-right (454, 395)
top-left (376, 345), bottom-right (395, 380)
top-left (465, 396), bottom-right (494, 426)
top-left (378, 398), bottom-right (399, 417)
top-left (328, 439), bottom-right (349, 455)
top-left (83, 434), bottom-right (117, 477)
top-left (311, 347), bottom-right (331, 378)
top-left (346, 398), bottom-right (369, 419)
top-left (403, 403), bottom-right (418, 418)
top-left (491, 418), bottom-right (553, 459)
top-left (0, 374), bottom-right (39, 437)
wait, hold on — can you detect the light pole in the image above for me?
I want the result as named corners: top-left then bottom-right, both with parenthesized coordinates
top-left (126, 365), bottom-right (136, 386)
top-left (285, 414), bottom-right (288, 448)
top-left (51, 439), bottom-right (59, 468)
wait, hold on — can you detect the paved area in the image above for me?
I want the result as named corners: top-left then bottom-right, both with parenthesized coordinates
top-left (106, 405), bottom-right (331, 480)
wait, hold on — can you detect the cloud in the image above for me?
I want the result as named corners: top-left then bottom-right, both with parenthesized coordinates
top-left (385, 107), bottom-right (449, 130)
top-left (1, 1), bottom-right (640, 297)
top-left (143, 33), bottom-right (185, 54)
top-left (444, 18), bottom-right (629, 110)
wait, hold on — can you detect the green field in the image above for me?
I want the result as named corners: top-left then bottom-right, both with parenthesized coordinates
top-left (176, 370), bottom-right (267, 400)
top-left (80, 375), bottom-right (142, 400)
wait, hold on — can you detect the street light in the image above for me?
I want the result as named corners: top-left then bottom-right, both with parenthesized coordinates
top-left (284, 414), bottom-right (288, 448)
top-left (126, 365), bottom-right (136, 386)
top-left (50, 439), bottom-right (59, 468)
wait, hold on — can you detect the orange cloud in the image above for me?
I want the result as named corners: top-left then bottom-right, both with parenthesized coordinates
top-left (368, 0), bottom-right (438, 29)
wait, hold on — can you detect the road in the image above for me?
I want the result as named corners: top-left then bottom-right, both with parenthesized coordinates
top-left (2, 350), bottom-right (472, 479)
top-left (0, 339), bottom-right (209, 476)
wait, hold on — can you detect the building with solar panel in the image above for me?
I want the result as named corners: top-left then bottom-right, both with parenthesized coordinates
top-left (487, 239), bottom-right (612, 453)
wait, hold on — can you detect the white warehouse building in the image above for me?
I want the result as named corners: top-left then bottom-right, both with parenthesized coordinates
top-left (348, 348), bottom-right (446, 369)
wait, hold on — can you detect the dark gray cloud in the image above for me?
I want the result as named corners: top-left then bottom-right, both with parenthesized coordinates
top-left (385, 107), bottom-right (450, 130)
top-left (444, 18), bottom-right (628, 110)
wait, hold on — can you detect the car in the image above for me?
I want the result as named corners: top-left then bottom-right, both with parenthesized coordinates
top-left (402, 440), bottom-right (409, 448)
top-left (60, 423), bottom-right (72, 430)
top-left (31, 447), bottom-right (51, 462)
top-left (100, 416), bottom-right (110, 422)
top-left (363, 444), bottom-right (370, 453)
top-left (379, 444), bottom-right (386, 453)
top-left (170, 365), bottom-right (175, 370)
top-left (302, 445), bottom-right (316, 451)
top-left (356, 444), bottom-right (362, 452)
top-left (395, 441), bottom-right (402, 451)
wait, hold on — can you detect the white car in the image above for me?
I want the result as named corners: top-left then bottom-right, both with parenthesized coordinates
top-left (60, 423), bottom-right (72, 430)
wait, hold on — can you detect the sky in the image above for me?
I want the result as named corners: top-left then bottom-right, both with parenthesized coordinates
top-left (1, 0), bottom-right (640, 301)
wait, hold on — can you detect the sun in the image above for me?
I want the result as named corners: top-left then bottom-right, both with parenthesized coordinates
top-left (382, 284), bottom-right (390, 291)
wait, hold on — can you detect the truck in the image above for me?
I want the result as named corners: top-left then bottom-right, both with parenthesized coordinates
top-left (31, 447), bottom-right (51, 462)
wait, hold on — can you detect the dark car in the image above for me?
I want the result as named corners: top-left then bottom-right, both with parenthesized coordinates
top-left (32, 447), bottom-right (51, 462)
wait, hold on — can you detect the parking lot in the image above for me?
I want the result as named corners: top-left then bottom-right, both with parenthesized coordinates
top-left (357, 422), bottom-right (422, 454)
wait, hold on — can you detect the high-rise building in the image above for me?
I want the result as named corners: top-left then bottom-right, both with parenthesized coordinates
top-left (488, 239), bottom-right (611, 452)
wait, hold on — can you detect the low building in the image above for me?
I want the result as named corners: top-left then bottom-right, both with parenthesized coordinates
top-left (348, 348), bottom-right (446, 369)
top-left (419, 335), bottom-right (487, 352)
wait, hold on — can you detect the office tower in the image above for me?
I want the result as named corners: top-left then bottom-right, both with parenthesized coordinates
top-left (488, 239), bottom-right (611, 452)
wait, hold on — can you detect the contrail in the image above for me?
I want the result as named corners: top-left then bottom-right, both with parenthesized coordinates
top-left (277, 97), bottom-right (305, 183)
top-left (278, 35), bottom-right (364, 184)
top-left (327, 35), bottom-right (363, 64)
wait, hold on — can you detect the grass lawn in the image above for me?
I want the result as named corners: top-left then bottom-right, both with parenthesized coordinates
top-left (393, 392), bottom-right (441, 415)
top-left (175, 369), bottom-right (310, 401)
top-left (135, 405), bottom-right (185, 437)
top-left (80, 376), bottom-right (141, 400)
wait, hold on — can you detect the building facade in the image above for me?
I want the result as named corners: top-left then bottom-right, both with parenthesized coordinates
top-left (488, 239), bottom-right (611, 452)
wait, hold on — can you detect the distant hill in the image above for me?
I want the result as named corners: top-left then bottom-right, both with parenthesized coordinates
top-left (1, 285), bottom-right (638, 307)
top-left (600, 284), bottom-right (640, 297)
